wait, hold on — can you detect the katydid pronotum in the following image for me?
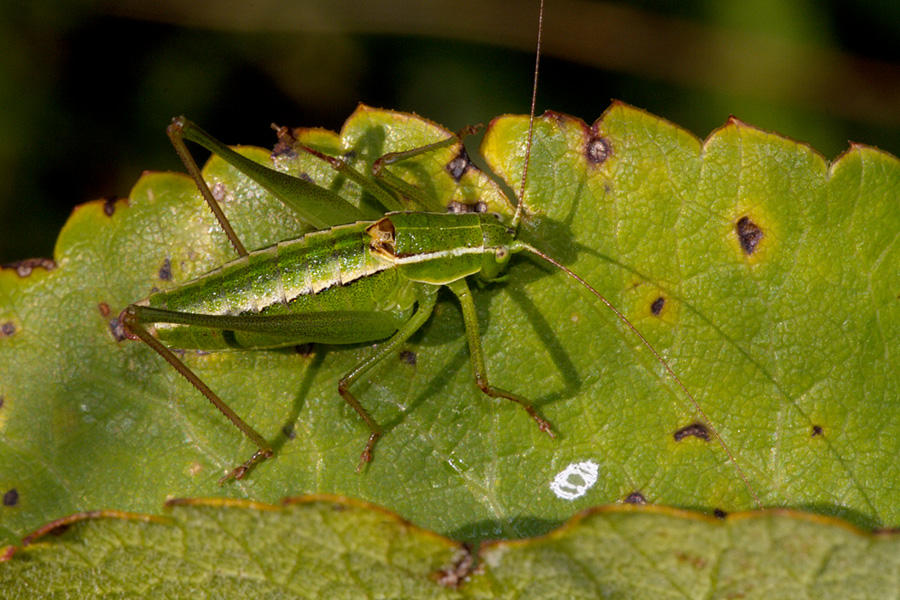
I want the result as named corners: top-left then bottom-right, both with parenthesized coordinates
top-left (119, 0), bottom-right (760, 506)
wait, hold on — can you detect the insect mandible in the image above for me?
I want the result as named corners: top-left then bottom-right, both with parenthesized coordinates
top-left (119, 0), bottom-right (760, 506)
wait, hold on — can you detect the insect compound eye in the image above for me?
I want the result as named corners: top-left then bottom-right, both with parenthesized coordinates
top-left (366, 217), bottom-right (397, 256)
top-left (494, 246), bottom-right (510, 262)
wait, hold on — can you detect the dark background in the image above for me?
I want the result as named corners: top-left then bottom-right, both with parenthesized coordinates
top-left (2, 0), bottom-right (899, 262)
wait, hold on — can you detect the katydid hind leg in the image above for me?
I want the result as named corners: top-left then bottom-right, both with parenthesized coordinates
top-left (119, 305), bottom-right (272, 484)
top-left (445, 279), bottom-right (554, 436)
top-left (168, 116), bottom-right (366, 237)
top-left (167, 118), bottom-right (248, 258)
top-left (338, 286), bottom-right (439, 471)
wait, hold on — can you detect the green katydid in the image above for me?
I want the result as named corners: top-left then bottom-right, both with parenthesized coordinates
top-left (119, 0), bottom-right (760, 506)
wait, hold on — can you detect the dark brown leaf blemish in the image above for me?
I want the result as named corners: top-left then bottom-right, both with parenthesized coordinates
top-left (673, 423), bottom-right (710, 442)
top-left (98, 302), bottom-right (111, 317)
top-left (812, 425), bottom-right (823, 437)
top-left (20, 509), bottom-right (118, 546)
top-left (399, 349), bottom-right (417, 366)
top-left (109, 317), bottom-right (127, 342)
top-left (447, 201), bottom-right (487, 214)
top-left (650, 296), bottom-right (665, 316)
top-left (0, 396), bottom-right (4, 409)
top-left (713, 508), bottom-right (727, 519)
top-left (0, 322), bottom-right (15, 338)
top-left (675, 551), bottom-right (708, 570)
top-left (102, 196), bottom-right (117, 217)
top-left (445, 147), bottom-right (471, 183)
top-left (736, 216), bottom-right (764, 255)
top-left (433, 544), bottom-right (475, 588)
top-left (586, 135), bottom-right (611, 165)
top-left (158, 258), bottom-right (172, 281)
top-left (2, 258), bottom-right (56, 277)
top-left (3, 489), bottom-right (18, 507)
top-left (623, 491), bottom-right (646, 504)
top-left (270, 123), bottom-right (297, 157)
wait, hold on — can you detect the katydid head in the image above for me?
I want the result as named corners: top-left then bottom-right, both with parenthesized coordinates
top-left (365, 211), bottom-right (517, 284)
top-left (477, 213), bottom-right (516, 279)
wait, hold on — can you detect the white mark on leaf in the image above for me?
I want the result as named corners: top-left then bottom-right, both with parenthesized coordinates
top-left (550, 460), bottom-right (599, 500)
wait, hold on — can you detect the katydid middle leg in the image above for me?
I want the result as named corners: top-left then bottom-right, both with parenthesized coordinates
top-left (338, 286), bottom-right (439, 471)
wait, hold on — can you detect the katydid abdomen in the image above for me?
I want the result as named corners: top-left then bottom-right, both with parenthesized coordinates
top-left (143, 219), bottom-right (417, 350)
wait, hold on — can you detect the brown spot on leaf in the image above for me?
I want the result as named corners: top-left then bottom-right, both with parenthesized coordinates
top-left (673, 423), bottom-right (710, 442)
top-left (447, 200), bottom-right (487, 214)
top-left (445, 147), bottom-right (471, 183)
top-left (271, 123), bottom-right (297, 157)
top-left (399, 350), bottom-right (417, 366)
top-left (736, 216), bottom-right (764, 255)
top-left (675, 552), bottom-right (708, 570)
top-left (103, 196), bottom-right (117, 216)
top-left (714, 508), bottom-right (727, 519)
top-left (586, 135), bottom-right (611, 165)
top-left (98, 302), bottom-right (111, 317)
top-left (623, 491), bottom-right (646, 504)
top-left (650, 296), bottom-right (665, 316)
top-left (3, 489), bottom-right (18, 507)
top-left (158, 258), bottom-right (172, 281)
top-left (109, 317), bottom-right (127, 342)
top-left (0, 322), bottom-right (15, 338)
top-left (2, 258), bottom-right (56, 277)
top-left (434, 545), bottom-right (475, 588)
top-left (812, 425), bottom-right (823, 437)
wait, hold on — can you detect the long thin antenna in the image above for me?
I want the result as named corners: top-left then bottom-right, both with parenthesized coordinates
top-left (512, 0), bottom-right (544, 230)
top-left (519, 242), bottom-right (763, 509)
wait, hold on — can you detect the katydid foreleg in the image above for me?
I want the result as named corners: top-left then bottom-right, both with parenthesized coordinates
top-left (445, 278), bottom-right (553, 435)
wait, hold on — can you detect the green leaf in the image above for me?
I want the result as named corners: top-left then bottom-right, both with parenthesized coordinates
top-left (1, 103), bottom-right (899, 555)
top-left (3, 497), bottom-right (898, 599)
top-left (1, 497), bottom-right (465, 599)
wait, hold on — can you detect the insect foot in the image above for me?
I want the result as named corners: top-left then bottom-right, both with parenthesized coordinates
top-left (218, 449), bottom-right (274, 485)
top-left (355, 432), bottom-right (382, 474)
top-left (475, 377), bottom-right (556, 438)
